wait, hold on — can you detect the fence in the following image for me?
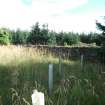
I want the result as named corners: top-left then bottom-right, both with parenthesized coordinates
top-left (26, 45), bottom-right (100, 61)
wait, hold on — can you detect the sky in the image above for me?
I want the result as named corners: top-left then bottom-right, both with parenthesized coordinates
top-left (0, 0), bottom-right (105, 33)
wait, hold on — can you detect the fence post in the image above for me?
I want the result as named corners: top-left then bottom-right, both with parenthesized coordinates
top-left (48, 63), bottom-right (53, 96)
top-left (81, 54), bottom-right (84, 71)
top-left (59, 55), bottom-right (62, 75)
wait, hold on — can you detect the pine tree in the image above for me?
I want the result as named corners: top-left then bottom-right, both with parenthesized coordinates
top-left (96, 20), bottom-right (105, 45)
top-left (96, 19), bottom-right (105, 63)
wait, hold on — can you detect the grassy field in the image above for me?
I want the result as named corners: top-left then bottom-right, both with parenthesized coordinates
top-left (0, 45), bottom-right (105, 105)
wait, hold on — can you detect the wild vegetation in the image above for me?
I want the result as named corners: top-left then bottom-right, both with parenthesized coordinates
top-left (0, 45), bottom-right (105, 105)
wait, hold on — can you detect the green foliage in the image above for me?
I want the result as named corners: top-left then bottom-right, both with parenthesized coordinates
top-left (96, 19), bottom-right (105, 63)
top-left (63, 32), bottom-right (80, 45)
top-left (0, 28), bottom-right (10, 45)
top-left (47, 31), bottom-right (56, 45)
top-left (0, 22), bottom-right (102, 46)
top-left (96, 21), bottom-right (105, 32)
top-left (56, 32), bottom-right (80, 46)
top-left (56, 32), bottom-right (64, 45)
top-left (80, 32), bottom-right (101, 45)
top-left (96, 20), bottom-right (105, 45)
top-left (11, 29), bottom-right (29, 44)
top-left (27, 22), bottom-right (81, 46)
top-left (40, 24), bottom-right (49, 44)
top-left (28, 23), bottom-right (56, 45)
top-left (28, 22), bottom-right (41, 44)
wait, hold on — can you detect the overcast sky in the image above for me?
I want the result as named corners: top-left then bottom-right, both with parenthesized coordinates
top-left (0, 0), bottom-right (105, 33)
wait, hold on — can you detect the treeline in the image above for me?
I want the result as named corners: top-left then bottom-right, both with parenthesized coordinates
top-left (0, 22), bottom-right (102, 46)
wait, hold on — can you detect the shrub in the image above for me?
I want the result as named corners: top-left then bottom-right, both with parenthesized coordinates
top-left (0, 28), bottom-right (10, 45)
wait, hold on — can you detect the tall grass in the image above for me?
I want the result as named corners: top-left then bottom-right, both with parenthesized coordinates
top-left (0, 45), bottom-right (60, 105)
top-left (0, 45), bottom-right (105, 105)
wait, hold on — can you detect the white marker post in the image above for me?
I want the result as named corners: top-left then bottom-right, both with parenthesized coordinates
top-left (31, 90), bottom-right (44, 105)
top-left (48, 64), bottom-right (53, 96)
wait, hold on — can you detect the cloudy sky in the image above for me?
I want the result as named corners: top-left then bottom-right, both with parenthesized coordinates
top-left (0, 0), bottom-right (105, 33)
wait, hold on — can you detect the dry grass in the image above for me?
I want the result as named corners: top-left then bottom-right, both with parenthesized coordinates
top-left (0, 45), bottom-right (59, 65)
